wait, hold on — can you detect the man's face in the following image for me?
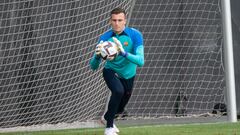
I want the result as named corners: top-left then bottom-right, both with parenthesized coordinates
top-left (110, 13), bottom-right (126, 34)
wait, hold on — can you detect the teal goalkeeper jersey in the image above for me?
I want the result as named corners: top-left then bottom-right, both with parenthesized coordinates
top-left (90, 27), bottom-right (144, 79)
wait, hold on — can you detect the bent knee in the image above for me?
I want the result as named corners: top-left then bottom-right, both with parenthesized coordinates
top-left (112, 88), bottom-right (124, 96)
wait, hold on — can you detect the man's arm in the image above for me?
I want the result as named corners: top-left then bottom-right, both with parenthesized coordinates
top-left (112, 30), bottom-right (144, 67)
top-left (125, 45), bottom-right (144, 67)
top-left (89, 54), bottom-right (101, 70)
top-left (126, 29), bottom-right (144, 67)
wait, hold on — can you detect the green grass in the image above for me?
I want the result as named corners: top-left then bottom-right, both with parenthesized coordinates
top-left (0, 122), bottom-right (240, 135)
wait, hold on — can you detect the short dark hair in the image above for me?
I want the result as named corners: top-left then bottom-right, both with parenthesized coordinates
top-left (110, 7), bottom-right (126, 16)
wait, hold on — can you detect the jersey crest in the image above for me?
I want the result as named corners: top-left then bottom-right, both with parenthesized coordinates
top-left (124, 41), bottom-right (128, 46)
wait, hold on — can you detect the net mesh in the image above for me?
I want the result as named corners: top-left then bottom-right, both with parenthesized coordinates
top-left (0, 0), bottom-right (226, 129)
top-left (128, 0), bottom-right (225, 117)
top-left (0, 0), bottom-right (132, 128)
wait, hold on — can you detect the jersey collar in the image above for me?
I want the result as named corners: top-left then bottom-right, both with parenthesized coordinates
top-left (111, 27), bottom-right (128, 37)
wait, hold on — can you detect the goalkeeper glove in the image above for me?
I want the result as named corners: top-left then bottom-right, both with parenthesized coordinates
top-left (112, 37), bottom-right (128, 57)
top-left (95, 41), bottom-right (103, 59)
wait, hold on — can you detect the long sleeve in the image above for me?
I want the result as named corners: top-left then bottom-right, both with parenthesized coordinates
top-left (126, 45), bottom-right (144, 67)
top-left (89, 54), bottom-right (101, 70)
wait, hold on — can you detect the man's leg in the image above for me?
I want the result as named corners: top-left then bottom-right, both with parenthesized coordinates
top-left (103, 68), bottom-right (124, 128)
top-left (116, 76), bottom-right (135, 116)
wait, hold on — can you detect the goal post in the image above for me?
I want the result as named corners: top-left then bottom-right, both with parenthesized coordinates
top-left (221, 0), bottom-right (237, 122)
top-left (0, 0), bottom-right (237, 132)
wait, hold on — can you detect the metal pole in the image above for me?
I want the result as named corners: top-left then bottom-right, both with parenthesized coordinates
top-left (221, 0), bottom-right (237, 122)
top-left (126, 0), bottom-right (136, 26)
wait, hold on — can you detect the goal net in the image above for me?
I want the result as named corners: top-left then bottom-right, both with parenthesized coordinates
top-left (127, 0), bottom-right (225, 118)
top-left (0, 0), bottom-right (132, 129)
top-left (0, 0), bottom-right (227, 131)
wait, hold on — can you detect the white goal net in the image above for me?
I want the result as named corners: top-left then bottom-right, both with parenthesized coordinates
top-left (0, 0), bottom-right (132, 129)
top-left (127, 0), bottom-right (225, 118)
top-left (0, 0), bottom-right (227, 131)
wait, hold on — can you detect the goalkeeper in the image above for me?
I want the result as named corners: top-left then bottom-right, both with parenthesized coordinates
top-left (90, 7), bottom-right (144, 135)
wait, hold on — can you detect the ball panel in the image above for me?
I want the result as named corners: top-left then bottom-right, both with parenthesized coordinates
top-left (100, 41), bottom-right (118, 60)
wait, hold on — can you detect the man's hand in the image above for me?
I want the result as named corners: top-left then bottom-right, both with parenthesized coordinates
top-left (95, 41), bottom-right (103, 57)
top-left (112, 37), bottom-right (127, 57)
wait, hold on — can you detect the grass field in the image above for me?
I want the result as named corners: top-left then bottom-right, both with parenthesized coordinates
top-left (0, 122), bottom-right (239, 135)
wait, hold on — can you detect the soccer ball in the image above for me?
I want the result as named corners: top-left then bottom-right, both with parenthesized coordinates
top-left (99, 41), bottom-right (119, 60)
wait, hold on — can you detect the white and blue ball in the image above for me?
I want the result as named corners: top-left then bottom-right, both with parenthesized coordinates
top-left (100, 41), bottom-right (119, 60)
